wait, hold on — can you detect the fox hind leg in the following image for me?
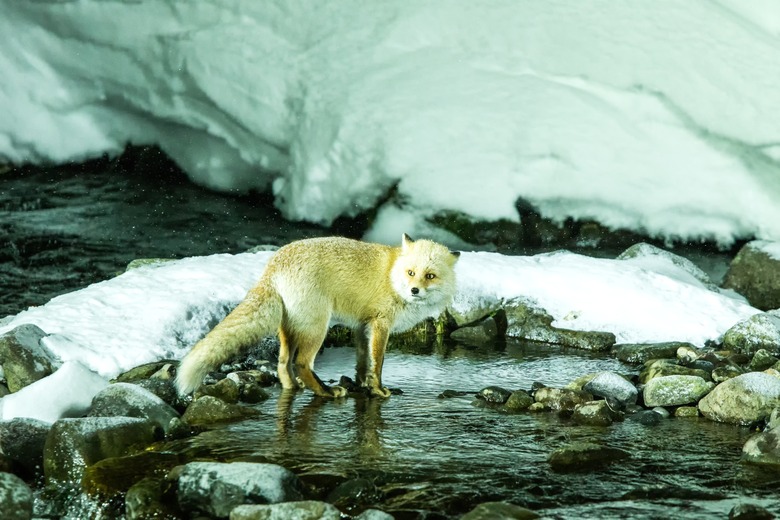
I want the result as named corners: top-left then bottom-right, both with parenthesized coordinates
top-left (288, 325), bottom-right (347, 398)
top-left (353, 323), bottom-right (369, 386)
top-left (277, 327), bottom-right (302, 390)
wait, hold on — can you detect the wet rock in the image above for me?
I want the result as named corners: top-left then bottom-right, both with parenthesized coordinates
top-left (88, 382), bottom-right (180, 433)
top-left (729, 502), bottom-right (776, 520)
top-left (674, 406), bottom-right (700, 418)
top-left (476, 386), bottom-right (513, 405)
top-left (176, 461), bottom-right (304, 518)
top-left (181, 395), bottom-right (260, 426)
top-left (742, 427), bottom-right (780, 466)
top-left (676, 344), bottom-right (703, 364)
top-left (627, 410), bottom-right (665, 426)
top-left (135, 378), bottom-right (187, 410)
top-left (582, 371), bottom-right (638, 405)
top-left (450, 315), bottom-right (502, 345)
top-left (461, 501), bottom-right (540, 519)
top-left (82, 451), bottom-right (181, 497)
top-left (227, 368), bottom-right (277, 388)
top-left (548, 442), bottom-right (629, 471)
top-left (639, 359), bottom-right (711, 384)
top-left (438, 389), bottom-right (470, 399)
top-left (712, 365), bottom-right (743, 383)
top-left (503, 390), bottom-right (534, 412)
top-left (325, 477), bottom-right (382, 514)
top-left (534, 387), bottom-right (593, 413)
top-left (572, 400), bottom-right (620, 427)
top-left (699, 372), bottom-right (780, 425)
top-left (448, 297), bottom-right (503, 328)
top-left (0, 472), bottom-right (33, 520)
top-left (722, 240), bottom-right (780, 311)
top-left (723, 313), bottom-right (780, 356)
top-left (618, 243), bottom-right (718, 289)
top-left (115, 360), bottom-right (179, 383)
top-left (687, 359), bottom-right (716, 373)
top-left (195, 377), bottom-right (240, 404)
top-left (354, 508), bottom-right (395, 520)
top-left (642, 375), bottom-right (713, 407)
top-left (612, 342), bottom-right (686, 364)
top-left (0, 418), bottom-right (50, 478)
top-left (226, 371), bottom-right (271, 403)
top-left (0, 324), bottom-right (56, 392)
top-left (749, 349), bottom-right (780, 372)
top-left (43, 417), bottom-right (161, 485)
top-left (230, 501), bottom-right (341, 520)
top-left (504, 298), bottom-right (615, 351)
top-left (125, 477), bottom-right (179, 520)
top-left (125, 258), bottom-right (177, 271)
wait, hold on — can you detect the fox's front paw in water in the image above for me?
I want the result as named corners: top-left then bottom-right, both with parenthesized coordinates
top-left (369, 386), bottom-right (392, 398)
top-left (329, 385), bottom-right (348, 398)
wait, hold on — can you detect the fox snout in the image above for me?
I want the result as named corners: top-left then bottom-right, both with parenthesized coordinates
top-left (411, 287), bottom-right (420, 296)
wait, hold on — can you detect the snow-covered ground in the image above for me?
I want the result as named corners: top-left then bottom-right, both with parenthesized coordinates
top-left (0, 247), bottom-right (760, 422)
top-left (2, 1), bottom-right (780, 245)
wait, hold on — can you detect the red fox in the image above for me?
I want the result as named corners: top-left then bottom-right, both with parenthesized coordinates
top-left (175, 234), bottom-right (460, 398)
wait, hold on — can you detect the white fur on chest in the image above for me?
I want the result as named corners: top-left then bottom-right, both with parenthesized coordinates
top-left (390, 301), bottom-right (444, 333)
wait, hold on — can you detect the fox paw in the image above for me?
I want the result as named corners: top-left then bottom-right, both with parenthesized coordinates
top-left (329, 385), bottom-right (348, 398)
top-left (369, 386), bottom-right (392, 398)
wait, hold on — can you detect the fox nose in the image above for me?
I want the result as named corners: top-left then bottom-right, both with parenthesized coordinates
top-left (411, 287), bottom-right (419, 295)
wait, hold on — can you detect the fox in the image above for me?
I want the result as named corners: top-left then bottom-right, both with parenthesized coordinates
top-left (175, 233), bottom-right (460, 398)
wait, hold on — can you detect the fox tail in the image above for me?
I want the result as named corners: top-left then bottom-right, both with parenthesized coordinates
top-left (175, 282), bottom-right (283, 395)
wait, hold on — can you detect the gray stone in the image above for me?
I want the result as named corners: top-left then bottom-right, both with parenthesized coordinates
top-left (461, 501), bottom-right (540, 519)
top-left (699, 372), bottom-right (780, 425)
top-left (43, 417), bottom-right (161, 485)
top-left (448, 298), bottom-right (504, 328)
top-left (534, 387), bottom-right (593, 413)
top-left (504, 298), bottom-right (615, 351)
top-left (712, 365), bottom-right (743, 383)
top-left (0, 472), bottom-right (32, 520)
top-left (618, 243), bottom-right (717, 290)
top-left (723, 313), bottom-right (780, 356)
top-left (728, 503), bottom-right (775, 520)
top-left (639, 359), bottom-right (711, 384)
top-left (0, 324), bottom-right (57, 392)
top-left (674, 406), bottom-right (700, 418)
top-left (0, 418), bottom-right (50, 478)
top-left (582, 371), bottom-right (638, 405)
top-left (642, 375), bottom-right (714, 407)
top-left (88, 382), bottom-right (180, 433)
top-left (612, 342), bottom-right (690, 364)
top-left (722, 240), bottom-right (780, 311)
top-left (126, 477), bottom-right (177, 520)
top-left (177, 461), bottom-right (304, 518)
top-left (548, 442), bottom-right (630, 471)
top-left (114, 360), bottom-right (179, 383)
top-left (195, 377), bottom-right (240, 404)
top-left (572, 400), bottom-right (619, 427)
top-left (742, 428), bottom-right (780, 466)
top-left (230, 501), bottom-right (341, 520)
top-left (450, 316), bottom-right (501, 345)
top-left (749, 349), bottom-right (780, 371)
top-left (476, 386), bottom-right (513, 405)
top-left (503, 390), bottom-right (534, 412)
top-left (325, 477), bottom-right (381, 513)
top-left (181, 395), bottom-right (260, 426)
top-left (354, 509), bottom-right (395, 520)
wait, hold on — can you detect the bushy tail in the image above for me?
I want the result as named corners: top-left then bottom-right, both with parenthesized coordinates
top-left (175, 282), bottom-right (283, 395)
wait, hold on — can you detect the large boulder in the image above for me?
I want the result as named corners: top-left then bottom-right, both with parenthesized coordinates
top-left (698, 372), bottom-right (780, 425)
top-left (230, 501), bottom-right (342, 520)
top-left (177, 461), bottom-right (304, 518)
top-left (0, 472), bottom-right (33, 520)
top-left (582, 371), bottom-right (638, 405)
top-left (612, 342), bottom-right (688, 364)
top-left (88, 383), bottom-right (180, 433)
top-left (722, 314), bottom-right (780, 356)
top-left (722, 240), bottom-right (780, 311)
top-left (742, 428), bottom-right (780, 466)
top-left (0, 418), bottom-right (51, 478)
top-left (181, 395), bottom-right (260, 426)
top-left (642, 375), bottom-right (714, 407)
top-left (0, 324), bottom-right (57, 392)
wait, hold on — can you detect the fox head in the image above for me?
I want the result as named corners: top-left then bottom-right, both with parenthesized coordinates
top-left (391, 233), bottom-right (460, 305)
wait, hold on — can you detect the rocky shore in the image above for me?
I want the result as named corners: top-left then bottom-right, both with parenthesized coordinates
top-left (1, 239), bottom-right (780, 518)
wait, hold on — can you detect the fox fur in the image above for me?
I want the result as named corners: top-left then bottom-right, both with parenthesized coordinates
top-left (175, 233), bottom-right (460, 398)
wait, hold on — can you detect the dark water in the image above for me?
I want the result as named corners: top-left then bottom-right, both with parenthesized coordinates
top-left (4, 155), bottom-right (775, 518)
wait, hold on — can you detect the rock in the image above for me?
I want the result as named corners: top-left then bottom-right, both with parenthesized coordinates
top-left (722, 240), bottom-right (780, 310)
top-left (475, 386), bottom-right (513, 405)
top-left (43, 417), bottom-right (162, 485)
top-left (639, 359), bottom-right (711, 384)
top-left (582, 371), bottom-right (638, 405)
top-left (612, 342), bottom-right (689, 364)
top-left (627, 410), bottom-right (665, 426)
top-left (742, 428), bottom-right (780, 466)
top-left (135, 378), bottom-right (186, 410)
top-left (438, 389), bottom-right (470, 399)
top-left (81, 451), bottom-right (181, 497)
top-left (0, 324), bottom-right (56, 392)
top-left (125, 258), bottom-right (176, 271)
top-left (226, 371), bottom-right (272, 403)
top-left (181, 395), bottom-right (260, 425)
top-left (712, 365), bottom-right (743, 383)
top-left (674, 406), bottom-right (700, 418)
top-left (230, 501), bottom-right (341, 520)
top-left (723, 313), bottom-right (780, 356)
top-left (504, 298), bottom-right (615, 351)
top-left (226, 369), bottom-right (277, 388)
top-left (176, 461), bottom-right (304, 518)
top-left (572, 400), bottom-right (620, 426)
top-left (354, 508), bottom-right (396, 520)
top-left (534, 387), bottom-right (593, 413)
top-left (676, 344), bottom-right (703, 364)
top-left (325, 477), bottom-right (381, 514)
top-left (125, 477), bottom-right (179, 520)
top-left (448, 297), bottom-right (504, 328)
top-left (699, 372), bottom-right (780, 425)
top-left (194, 377), bottom-right (240, 404)
top-left (749, 349), bottom-right (780, 371)
top-left (0, 418), bottom-right (50, 478)
top-left (0, 472), bottom-right (33, 520)
top-left (548, 442), bottom-right (629, 471)
top-left (450, 315), bottom-right (502, 345)
top-left (503, 390), bottom-right (534, 412)
top-left (461, 501), bottom-right (540, 519)
top-left (114, 360), bottom-right (179, 383)
top-left (88, 383), bottom-right (180, 433)
top-left (729, 502), bottom-right (776, 520)
top-left (642, 375), bottom-right (714, 407)
top-left (618, 243), bottom-right (718, 289)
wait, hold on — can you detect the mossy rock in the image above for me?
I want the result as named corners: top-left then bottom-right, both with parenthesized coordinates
top-left (82, 451), bottom-right (182, 497)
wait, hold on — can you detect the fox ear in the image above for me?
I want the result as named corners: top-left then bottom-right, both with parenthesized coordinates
top-left (402, 233), bottom-right (414, 250)
top-left (450, 250), bottom-right (461, 262)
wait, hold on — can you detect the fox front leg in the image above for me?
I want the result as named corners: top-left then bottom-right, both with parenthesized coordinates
top-left (365, 320), bottom-right (391, 398)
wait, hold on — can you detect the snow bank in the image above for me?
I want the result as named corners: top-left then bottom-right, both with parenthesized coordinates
top-left (2, 1), bottom-right (780, 244)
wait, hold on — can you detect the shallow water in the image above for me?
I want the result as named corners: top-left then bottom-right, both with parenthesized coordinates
top-left (163, 342), bottom-right (780, 519)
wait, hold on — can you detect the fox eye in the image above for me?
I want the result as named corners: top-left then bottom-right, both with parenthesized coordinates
top-left (407, 270), bottom-right (415, 277)
top-left (425, 273), bottom-right (436, 280)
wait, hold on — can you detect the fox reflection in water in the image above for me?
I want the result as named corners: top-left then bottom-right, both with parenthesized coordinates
top-left (274, 390), bottom-right (388, 460)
